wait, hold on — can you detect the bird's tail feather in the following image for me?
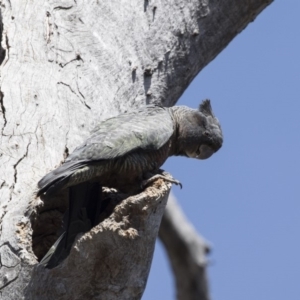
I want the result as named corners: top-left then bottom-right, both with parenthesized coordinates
top-left (39, 181), bottom-right (102, 268)
top-left (39, 232), bottom-right (66, 267)
top-left (37, 161), bottom-right (88, 197)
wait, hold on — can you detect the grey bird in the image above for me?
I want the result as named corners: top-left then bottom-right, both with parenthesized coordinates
top-left (37, 100), bottom-right (223, 268)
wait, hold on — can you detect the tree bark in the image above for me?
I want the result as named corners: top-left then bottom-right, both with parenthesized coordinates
top-left (0, 0), bottom-right (272, 299)
top-left (26, 183), bottom-right (171, 300)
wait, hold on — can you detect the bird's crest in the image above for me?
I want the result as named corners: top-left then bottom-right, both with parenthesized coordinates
top-left (199, 99), bottom-right (214, 117)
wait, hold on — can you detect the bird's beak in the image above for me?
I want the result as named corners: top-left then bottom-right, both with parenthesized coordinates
top-left (196, 144), bottom-right (214, 160)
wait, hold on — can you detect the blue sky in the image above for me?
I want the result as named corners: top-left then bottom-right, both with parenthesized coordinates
top-left (144, 1), bottom-right (300, 299)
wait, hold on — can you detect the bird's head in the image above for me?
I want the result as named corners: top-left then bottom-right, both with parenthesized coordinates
top-left (177, 99), bottom-right (223, 160)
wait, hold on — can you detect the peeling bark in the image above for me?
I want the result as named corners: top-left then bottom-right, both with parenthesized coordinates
top-left (0, 0), bottom-right (273, 299)
top-left (26, 181), bottom-right (171, 300)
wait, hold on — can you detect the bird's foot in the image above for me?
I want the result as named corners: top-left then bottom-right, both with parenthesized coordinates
top-left (142, 171), bottom-right (182, 189)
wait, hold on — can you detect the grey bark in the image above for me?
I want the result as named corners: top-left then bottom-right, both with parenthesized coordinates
top-left (0, 0), bottom-right (272, 299)
top-left (26, 183), bottom-right (171, 299)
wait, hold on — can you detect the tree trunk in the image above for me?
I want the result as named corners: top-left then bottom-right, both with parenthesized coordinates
top-left (0, 0), bottom-right (272, 299)
top-left (159, 194), bottom-right (211, 300)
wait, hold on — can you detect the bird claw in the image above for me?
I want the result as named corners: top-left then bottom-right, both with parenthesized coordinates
top-left (169, 178), bottom-right (182, 189)
top-left (142, 172), bottom-right (182, 189)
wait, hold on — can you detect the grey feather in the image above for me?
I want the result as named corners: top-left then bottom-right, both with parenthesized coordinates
top-left (37, 161), bottom-right (88, 197)
top-left (199, 99), bottom-right (214, 117)
top-left (37, 105), bottom-right (175, 197)
top-left (37, 100), bottom-right (223, 268)
top-left (67, 105), bottom-right (174, 161)
top-left (37, 102), bottom-right (223, 197)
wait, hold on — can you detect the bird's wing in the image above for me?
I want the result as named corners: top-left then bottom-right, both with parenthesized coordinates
top-left (67, 105), bottom-right (175, 162)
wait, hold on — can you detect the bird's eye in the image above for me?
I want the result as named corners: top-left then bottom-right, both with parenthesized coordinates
top-left (204, 131), bottom-right (210, 136)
